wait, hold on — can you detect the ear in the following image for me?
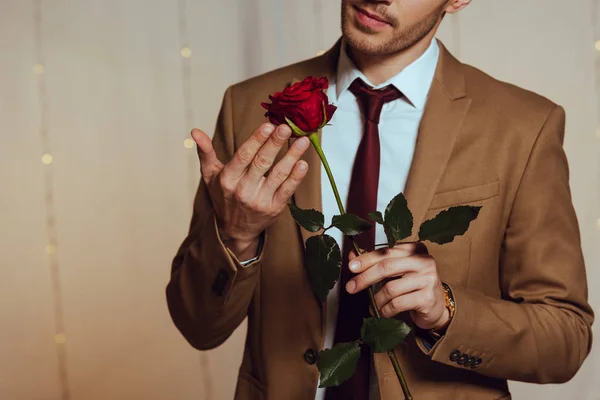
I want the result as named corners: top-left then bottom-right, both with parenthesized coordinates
top-left (445, 0), bottom-right (471, 14)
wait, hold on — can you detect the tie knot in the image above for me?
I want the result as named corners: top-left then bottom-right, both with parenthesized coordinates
top-left (348, 78), bottom-right (403, 124)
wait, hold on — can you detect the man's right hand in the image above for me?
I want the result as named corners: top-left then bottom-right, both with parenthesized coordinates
top-left (191, 123), bottom-right (311, 260)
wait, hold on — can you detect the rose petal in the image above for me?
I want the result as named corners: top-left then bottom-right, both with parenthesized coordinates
top-left (261, 76), bottom-right (334, 132)
top-left (326, 104), bottom-right (337, 122)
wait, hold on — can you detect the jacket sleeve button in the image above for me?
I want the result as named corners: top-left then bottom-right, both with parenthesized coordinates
top-left (304, 348), bottom-right (318, 365)
top-left (449, 349), bottom-right (461, 362)
top-left (464, 356), bottom-right (476, 367)
top-left (457, 354), bottom-right (469, 365)
top-left (472, 358), bottom-right (483, 368)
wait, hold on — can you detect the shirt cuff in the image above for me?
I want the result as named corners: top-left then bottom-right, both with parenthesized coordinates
top-left (415, 328), bottom-right (443, 352)
top-left (238, 232), bottom-right (265, 267)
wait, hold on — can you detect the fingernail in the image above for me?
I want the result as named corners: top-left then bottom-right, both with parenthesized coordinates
top-left (298, 161), bottom-right (308, 172)
top-left (295, 137), bottom-right (310, 149)
top-left (349, 260), bottom-right (360, 272)
top-left (278, 125), bottom-right (291, 138)
top-left (263, 124), bottom-right (275, 134)
top-left (346, 280), bottom-right (356, 293)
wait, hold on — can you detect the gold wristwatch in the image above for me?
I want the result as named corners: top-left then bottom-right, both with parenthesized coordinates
top-left (430, 283), bottom-right (455, 339)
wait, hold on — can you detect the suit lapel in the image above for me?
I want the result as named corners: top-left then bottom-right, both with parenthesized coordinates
top-left (287, 39), bottom-right (470, 302)
top-left (404, 40), bottom-right (472, 237)
top-left (290, 40), bottom-right (471, 243)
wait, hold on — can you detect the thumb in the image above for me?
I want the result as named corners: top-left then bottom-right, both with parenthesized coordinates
top-left (191, 129), bottom-right (223, 182)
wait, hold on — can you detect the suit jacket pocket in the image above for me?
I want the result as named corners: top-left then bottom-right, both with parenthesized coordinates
top-left (421, 181), bottom-right (499, 288)
top-left (428, 180), bottom-right (500, 211)
top-left (234, 371), bottom-right (266, 400)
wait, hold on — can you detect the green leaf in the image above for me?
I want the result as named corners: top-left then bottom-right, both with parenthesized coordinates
top-left (418, 205), bottom-right (482, 245)
top-left (317, 342), bottom-right (361, 388)
top-left (367, 211), bottom-right (384, 225)
top-left (331, 214), bottom-right (373, 236)
top-left (305, 234), bottom-right (341, 302)
top-left (383, 193), bottom-right (413, 247)
top-left (288, 203), bottom-right (324, 233)
top-left (360, 317), bottom-right (412, 353)
top-left (285, 116), bottom-right (309, 137)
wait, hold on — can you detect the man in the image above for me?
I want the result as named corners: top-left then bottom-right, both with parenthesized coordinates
top-left (166, 0), bottom-right (594, 399)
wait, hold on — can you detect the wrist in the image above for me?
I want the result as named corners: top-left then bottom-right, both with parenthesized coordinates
top-left (431, 283), bottom-right (455, 334)
top-left (431, 308), bottom-right (451, 332)
top-left (215, 219), bottom-right (261, 258)
top-left (222, 236), bottom-right (260, 260)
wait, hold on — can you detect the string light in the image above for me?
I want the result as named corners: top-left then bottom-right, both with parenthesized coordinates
top-left (177, 1), bottom-right (213, 398)
top-left (181, 47), bottom-right (192, 58)
top-left (596, 218), bottom-right (600, 230)
top-left (184, 138), bottom-right (195, 149)
top-left (42, 153), bottom-right (53, 164)
top-left (316, 49), bottom-right (326, 56)
top-left (33, 1), bottom-right (70, 399)
top-left (54, 333), bottom-right (67, 344)
top-left (595, 40), bottom-right (600, 51)
top-left (46, 244), bottom-right (57, 255)
top-left (596, 128), bottom-right (600, 138)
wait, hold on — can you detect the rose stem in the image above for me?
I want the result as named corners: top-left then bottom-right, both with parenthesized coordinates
top-left (308, 132), bottom-right (413, 400)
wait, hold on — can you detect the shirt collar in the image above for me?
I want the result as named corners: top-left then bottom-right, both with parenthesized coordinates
top-left (335, 38), bottom-right (440, 110)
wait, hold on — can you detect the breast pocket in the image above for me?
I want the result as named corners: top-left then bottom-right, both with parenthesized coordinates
top-left (421, 180), bottom-right (500, 288)
top-left (427, 180), bottom-right (500, 211)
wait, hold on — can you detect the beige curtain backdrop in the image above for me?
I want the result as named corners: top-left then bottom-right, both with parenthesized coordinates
top-left (1, 0), bottom-right (599, 399)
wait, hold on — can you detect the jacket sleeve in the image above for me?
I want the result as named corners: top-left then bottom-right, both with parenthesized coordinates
top-left (166, 86), bottom-right (264, 350)
top-left (418, 105), bottom-right (594, 383)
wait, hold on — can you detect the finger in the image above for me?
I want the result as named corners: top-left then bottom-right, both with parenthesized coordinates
top-left (243, 124), bottom-right (292, 185)
top-left (262, 136), bottom-right (310, 197)
top-left (348, 250), bottom-right (358, 261)
top-left (380, 291), bottom-right (423, 318)
top-left (347, 256), bottom-right (421, 294)
top-left (272, 160), bottom-right (309, 205)
top-left (410, 242), bottom-right (429, 255)
top-left (373, 274), bottom-right (424, 309)
top-left (222, 123), bottom-right (276, 181)
top-left (348, 242), bottom-right (423, 274)
top-left (191, 129), bottom-right (224, 182)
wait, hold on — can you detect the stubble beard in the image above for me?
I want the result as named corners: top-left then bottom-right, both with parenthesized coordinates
top-left (341, 2), bottom-right (446, 57)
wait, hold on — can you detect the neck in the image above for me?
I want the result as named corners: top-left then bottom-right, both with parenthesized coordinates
top-left (348, 32), bottom-right (437, 86)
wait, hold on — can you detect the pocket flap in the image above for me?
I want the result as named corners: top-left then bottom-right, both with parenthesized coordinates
top-left (429, 180), bottom-right (500, 211)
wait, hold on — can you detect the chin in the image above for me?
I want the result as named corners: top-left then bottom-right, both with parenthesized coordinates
top-left (342, 25), bottom-right (392, 57)
top-left (341, 7), bottom-right (399, 56)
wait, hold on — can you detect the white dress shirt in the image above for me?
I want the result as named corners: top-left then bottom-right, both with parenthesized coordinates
top-left (315, 38), bottom-right (440, 400)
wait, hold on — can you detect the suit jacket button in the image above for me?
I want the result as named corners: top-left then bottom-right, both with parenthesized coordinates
top-left (449, 349), bottom-right (461, 362)
top-left (472, 358), bottom-right (483, 368)
top-left (211, 268), bottom-right (230, 296)
top-left (304, 348), bottom-right (318, 365)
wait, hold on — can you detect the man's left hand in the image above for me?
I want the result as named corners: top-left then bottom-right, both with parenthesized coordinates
top-left (346, 242), bottom-right (449, 331)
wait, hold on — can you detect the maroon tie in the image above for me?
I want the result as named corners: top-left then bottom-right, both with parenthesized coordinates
top-left (325, 78), bottom-right (402, 400)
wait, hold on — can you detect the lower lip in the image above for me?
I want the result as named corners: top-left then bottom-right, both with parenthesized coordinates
top-left (355, 7), bottom-right (389, 30)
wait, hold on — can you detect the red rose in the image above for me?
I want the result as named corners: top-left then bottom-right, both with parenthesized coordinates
top-left (261, 76), bottom-right (337, 136)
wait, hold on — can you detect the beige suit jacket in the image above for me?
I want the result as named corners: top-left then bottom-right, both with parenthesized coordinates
top-left (166, 40), bottom-right (594, 399)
